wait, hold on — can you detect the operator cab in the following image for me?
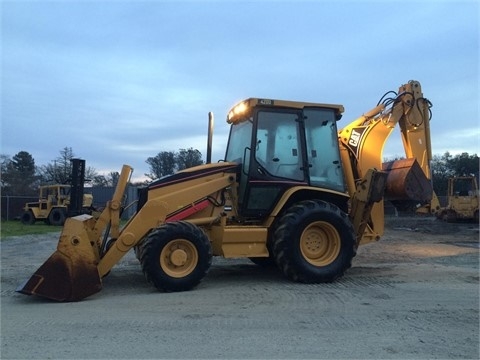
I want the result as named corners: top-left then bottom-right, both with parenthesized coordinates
top-left (225, 98), bottom-right (346, 218)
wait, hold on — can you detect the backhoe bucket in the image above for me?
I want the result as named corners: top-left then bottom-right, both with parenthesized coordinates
top-left (382, 158), bottom-right (433, 203)
top-left (16, 215), bottom-right (102, 301)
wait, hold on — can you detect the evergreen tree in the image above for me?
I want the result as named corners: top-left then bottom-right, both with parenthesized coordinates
top-left (176, 148), bottom-right (203, 170)
top-left (431, 152), bottom-right (479, 195)
top-left (448, 152), bottom-right (479, 177)
top-left (145, 148), bottom-right (203, 180)
top-left (1, 151), bottom-right (38, 195)
top-left (146, 151), bottom-right (176, 180)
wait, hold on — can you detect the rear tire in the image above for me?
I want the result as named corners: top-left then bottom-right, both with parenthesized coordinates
top-left (273, 200), bottom-right (355, 283)
top-left (21, 211), bottom-right (35, 225)
top-left (48, 208), bottom-right (66, 226)
top-left (141, 221), bottom-right (212, 292)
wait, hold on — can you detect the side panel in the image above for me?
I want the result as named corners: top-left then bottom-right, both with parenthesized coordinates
top-left (207, 225), bottom-right (269, 258)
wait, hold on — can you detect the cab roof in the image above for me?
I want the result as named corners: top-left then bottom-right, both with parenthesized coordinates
top-left (227, 97), bottom-right (344, 124)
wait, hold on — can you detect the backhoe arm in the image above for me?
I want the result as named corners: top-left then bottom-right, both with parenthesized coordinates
top-left (339, 80), bottom-right (433, 185)
top-left (397, 81), bottom-right (433, 173)
top-left (338, 80), bottom-right (436, 243)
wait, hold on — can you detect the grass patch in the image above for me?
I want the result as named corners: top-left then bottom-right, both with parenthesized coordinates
top-left (1, 220), bottom-right (62, 239)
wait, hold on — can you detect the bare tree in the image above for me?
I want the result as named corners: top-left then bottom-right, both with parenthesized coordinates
top-left (39, 147), bottom-right (98, 184)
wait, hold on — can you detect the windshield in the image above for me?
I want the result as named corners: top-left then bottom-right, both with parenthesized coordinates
top-left (225, 120), bottom-right (253, 166)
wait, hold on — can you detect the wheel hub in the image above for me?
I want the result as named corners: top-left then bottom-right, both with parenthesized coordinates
top-left (170, 249), bottom-right (188, 266)
top-left (160, 238), bottom-right (199, 278)
top-left (300, 221), bottom-right (340, 266)
top-left (303, 230), bottom-right (327, 257)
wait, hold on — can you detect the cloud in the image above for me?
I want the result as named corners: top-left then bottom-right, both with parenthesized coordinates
top-left (1, 0), bottom-right (478, 185)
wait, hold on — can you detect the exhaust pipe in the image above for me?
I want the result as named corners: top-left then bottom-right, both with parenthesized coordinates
top-left (206, 112), bottom-right (214, 164)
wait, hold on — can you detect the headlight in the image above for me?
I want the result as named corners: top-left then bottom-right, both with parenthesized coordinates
top-left (227, 101), bottom-right (249, 122)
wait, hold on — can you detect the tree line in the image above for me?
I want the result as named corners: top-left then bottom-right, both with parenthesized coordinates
top-left (1, 146), bottom-right (478, 197)
top-left (429, 152), bottom-right (479, 195)
top-left (1, 146), bottom-right (204, 196)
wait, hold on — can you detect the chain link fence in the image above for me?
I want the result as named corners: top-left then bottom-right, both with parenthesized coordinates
top-left (1, 195), bottom-right (37, 221)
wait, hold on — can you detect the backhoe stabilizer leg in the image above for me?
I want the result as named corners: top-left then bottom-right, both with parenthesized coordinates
top-left (350, 168), bottom-right (388, 245)
top-left (16, 215), bottom-right (102, 302)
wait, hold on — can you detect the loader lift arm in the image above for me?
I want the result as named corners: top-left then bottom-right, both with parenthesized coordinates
top-left (17, 163), bottom-right (238, 301)
top-left (97, 166), bottom-right (237, 277)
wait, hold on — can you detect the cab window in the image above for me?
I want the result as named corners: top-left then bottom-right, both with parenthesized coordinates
top-left (255, 111), bottom-right (304, 181)
top-left (304, 108), bottom-right (345, 192)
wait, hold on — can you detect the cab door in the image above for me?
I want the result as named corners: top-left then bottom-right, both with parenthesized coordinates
top-left (241, 108), bottom-right (307, 217)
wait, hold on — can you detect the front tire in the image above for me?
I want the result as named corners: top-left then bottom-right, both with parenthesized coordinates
top-left (273, 200), bottom-right (356, 283)
top-left (48, 208), bottom-right (66, 226)
top-left (21, 211), bottom-right (35, 225)
top-left (140, 221), bottom-right (212, 292)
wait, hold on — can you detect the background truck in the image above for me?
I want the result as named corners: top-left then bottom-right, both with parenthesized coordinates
top-left (436, 176), bottom-right (479, 222)
top-left (18, 80), bottom-right (435, 301)
top-left (20, 159), bottom-right (94, 226)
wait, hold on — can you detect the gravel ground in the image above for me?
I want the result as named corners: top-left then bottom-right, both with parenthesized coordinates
top-left (1, 216), bottom-right (479, 359)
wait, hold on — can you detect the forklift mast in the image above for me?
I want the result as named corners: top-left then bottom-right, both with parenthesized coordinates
top-left (68, 158), bottom-right (86, 217)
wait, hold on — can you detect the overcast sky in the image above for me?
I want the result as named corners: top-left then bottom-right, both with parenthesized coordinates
top-left (2, 0), bottom-right (478, 182)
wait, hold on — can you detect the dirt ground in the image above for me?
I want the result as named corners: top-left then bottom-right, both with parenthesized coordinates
top-left (1, 216), bottom-right (479, 359)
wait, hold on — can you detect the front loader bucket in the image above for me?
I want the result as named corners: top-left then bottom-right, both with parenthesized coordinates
top-left (16, 215), bottom-right (102, 301)
top-left (382, 158), bottom-right (433, 203)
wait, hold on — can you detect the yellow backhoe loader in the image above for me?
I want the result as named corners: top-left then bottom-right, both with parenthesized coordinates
top-left (17, 80), bottom-right (436, 301)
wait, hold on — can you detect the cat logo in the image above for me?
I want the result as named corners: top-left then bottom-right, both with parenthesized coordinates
top-left (349, 129), bottom-right (362, 147)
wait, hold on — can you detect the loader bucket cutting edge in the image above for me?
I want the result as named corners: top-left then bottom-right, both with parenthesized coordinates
top-left (16, 250), bottom-right (102, 302)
